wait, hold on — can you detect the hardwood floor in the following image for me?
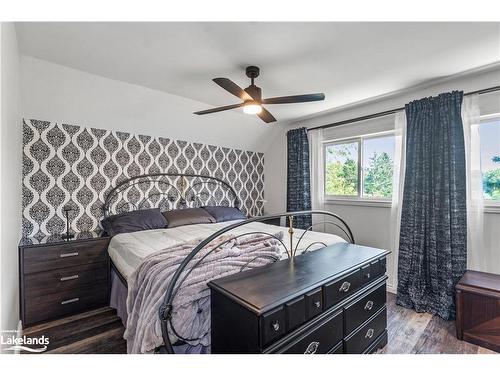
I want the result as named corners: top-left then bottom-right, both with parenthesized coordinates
top-left (22, 293), bottom-right (497, 354)
top-left (379, 293), bottom-right (496, 354)
top-left (22, 307), bottom-right (126, 354)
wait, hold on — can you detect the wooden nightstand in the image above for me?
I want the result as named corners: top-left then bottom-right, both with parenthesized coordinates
top-left (456, 270), bottom-right (500, 353)
top-left (19, 231), bottom-right (111, 327)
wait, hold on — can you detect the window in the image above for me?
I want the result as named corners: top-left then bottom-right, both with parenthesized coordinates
top-left (480, 117), bottom-right (500, 201)
top-left (324, 141), bottom-right (359, 197)
top-left (324, 133), bottom-right (395, 200)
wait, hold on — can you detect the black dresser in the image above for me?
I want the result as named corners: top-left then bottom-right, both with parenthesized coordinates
top-left (208, 243), bottom-right (389, 354)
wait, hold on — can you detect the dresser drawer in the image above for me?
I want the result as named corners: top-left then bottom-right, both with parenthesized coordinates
top-left (361, 264), bottom-right (373, 284)
top-left (24, 262), bottom-right (109, 299)
top-left (344, 306), bottom-right (387, 354)
top-left (323, 269), bottom-right (362, 308)
top-left (344, 282), bottom-right (386, 335)
top-left (281, 309), bottom-right (343, 354)
top-left (285, 296), bottom-right (306, 331)
top-left (261, 306), bottom-right (286, 347)
top-left (305, 288), bottom-right (323, 320)
top-left (379, 257), bottom-right (387, 275)
top-left (328, 340), bottom-right (343, 354)
top-left (24, 282), bottom-right (108, 326)
top-left (23, 239), bottom-right (109, 274)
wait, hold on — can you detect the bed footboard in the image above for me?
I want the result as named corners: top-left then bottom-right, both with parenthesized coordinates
top-left (157, 210), bottom-right (354, 354)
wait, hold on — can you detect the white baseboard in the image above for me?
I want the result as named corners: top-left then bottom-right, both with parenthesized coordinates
top-left (386, 283), bottom-right (397, 294)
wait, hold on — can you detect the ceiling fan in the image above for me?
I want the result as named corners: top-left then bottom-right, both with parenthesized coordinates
top-left (194, 66), bottom-right (325, 123)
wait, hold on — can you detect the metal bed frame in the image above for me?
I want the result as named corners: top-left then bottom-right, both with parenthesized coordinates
top-left (103, 173), bottom-right (354, 354)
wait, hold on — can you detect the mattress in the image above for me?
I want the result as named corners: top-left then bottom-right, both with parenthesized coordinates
top-left (108, 220), bottom-right (346, 281)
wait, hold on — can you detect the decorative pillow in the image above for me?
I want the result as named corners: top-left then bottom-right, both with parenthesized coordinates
top-left (101, 208), bottom-right (167, 237)
top-left (163, 208), bottom-right (216, 228)
top-left (202, 206), bottom-right (247, 223)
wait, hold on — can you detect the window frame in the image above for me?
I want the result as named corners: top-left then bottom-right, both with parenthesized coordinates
top-left (323, 130), bottom-right (395, 206)
top-left (480, 113), bottom-right (500, 212)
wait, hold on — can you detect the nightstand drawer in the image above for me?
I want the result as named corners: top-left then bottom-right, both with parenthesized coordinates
top-left (24, 281), bottom-right (108, 326)
top-left (23, 239), bottom-right (109, 274)
top-left (24, 262), bottom-right (108, 299)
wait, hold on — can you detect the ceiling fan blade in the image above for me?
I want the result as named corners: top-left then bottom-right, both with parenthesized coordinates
top-left (256, 107), bottom-right (277, 123)
top-left (194, 103), bottom-right (244, 115)
top-left (262, 93), bottom-right (325, 105)
top-left (213, 78), bottom-right (253, 101)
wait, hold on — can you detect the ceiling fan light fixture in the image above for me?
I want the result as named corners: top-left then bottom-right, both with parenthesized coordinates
top-left (243, 101), bottom-right (262, 115)
top-left (194, 66), bottom-right (325, 123)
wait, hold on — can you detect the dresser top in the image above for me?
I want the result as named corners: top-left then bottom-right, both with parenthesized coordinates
top-left (208, 243), bottom-right (389, 314)
top-left (19, 230), bottom-right (107, 247)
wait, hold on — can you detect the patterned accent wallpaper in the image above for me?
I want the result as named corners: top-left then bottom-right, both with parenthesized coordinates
top-left (22, 119), bottom-right (265, 239)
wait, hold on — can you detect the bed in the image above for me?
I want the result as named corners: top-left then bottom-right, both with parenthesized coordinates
top-left (101, 173), bottom-right (354, 354)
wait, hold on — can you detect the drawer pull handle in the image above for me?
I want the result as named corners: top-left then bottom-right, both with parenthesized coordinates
top-left (60, 275), bottom-right (79, 282)
top-left (313, 301), bottom-right (321, 309)
top-left (365, 328), bottom-right (374, 339)
top-left (61, 297), bottom-right (79, 305)
top-left (365, 273), bottom-right (371, 279)
top-left (364, 300), bottom-right (374, 311)
top-left (339, 281), bottom-right (351, 292)
top-left (271, 321), bottom-right (280, 332)
top-left (60, 252), bottom-right (79, 258)
top-left (304, 341), bottom-right (320, 354)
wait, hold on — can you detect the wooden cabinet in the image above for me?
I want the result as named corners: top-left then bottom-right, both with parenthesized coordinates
top-left (208, 243), bottom-right (389, 354)
top-left (19, 232), bottom-right (110, 327)
top-left (456, 270), bottom-right (500, 353)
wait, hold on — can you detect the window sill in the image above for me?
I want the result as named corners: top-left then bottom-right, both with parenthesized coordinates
top-left (484, 204), bottom-right (500, 214)
top-left (324, 198), bottom-right (392, 208)
top-left (323, 200), bottom-right (500, 212)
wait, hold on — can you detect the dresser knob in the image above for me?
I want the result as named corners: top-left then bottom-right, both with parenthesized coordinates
top-left (314, 301), bottom-right (321, 309)
top-left (60, 275), bottom-right (79, 282)
top-left (272, 321), bottom-right (280, 332)
top-left (365, 328), bottom-right (374, 339)
top-left (61, 297), bottom-right (80, 305)
top-left (60, 252), bottom-right (79, 258)
top-left (364, 300), bottom-right (374, 311)
top-left (304, 341), bottom-right (320, 354)
top-left (365, 273), bottom-right (371, 279)
top-left (339, 281), bottom-right (351, 292)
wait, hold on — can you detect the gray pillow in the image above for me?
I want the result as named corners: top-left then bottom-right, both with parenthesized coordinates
top-left (202, 206), bottom-right (246, 223)
top-left (101, 208), bottom-right (167, 236)
top-left (163, 208), bottom-right (216, 228)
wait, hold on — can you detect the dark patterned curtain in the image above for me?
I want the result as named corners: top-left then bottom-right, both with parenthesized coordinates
top-left (397, 91), bottom-right (467, 320)
top-left (286, 128), bottom-right (312, 229)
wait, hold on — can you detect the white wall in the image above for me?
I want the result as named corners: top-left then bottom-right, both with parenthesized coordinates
top-left (264, 67), bottom-right (500, 291)
top-left (0, 22), bottom-right (22, 345)
top-left (20, 56), bottom-right (276, 153)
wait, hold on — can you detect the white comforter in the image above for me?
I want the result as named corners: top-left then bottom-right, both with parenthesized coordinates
top-left (108, 220), bottom-right (346, 280)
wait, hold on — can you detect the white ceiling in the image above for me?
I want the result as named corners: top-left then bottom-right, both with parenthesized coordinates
top-left (16, 22), bottom-right (500, 123)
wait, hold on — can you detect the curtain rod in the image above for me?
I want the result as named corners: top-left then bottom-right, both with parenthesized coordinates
top-left (307, 85), bottom-right (500, 132)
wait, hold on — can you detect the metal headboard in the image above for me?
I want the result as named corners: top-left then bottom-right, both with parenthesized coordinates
top-left (102, 173), bottom-right (240, 217)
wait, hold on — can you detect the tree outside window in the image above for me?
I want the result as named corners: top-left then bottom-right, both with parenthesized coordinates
top-left (480, 119), bottom-right (500, 200)
top-left (324, 134), bottom-right (395, 199)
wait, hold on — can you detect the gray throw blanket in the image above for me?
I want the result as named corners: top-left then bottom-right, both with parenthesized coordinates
top-left (124, 232), bottom-right (283, 354)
